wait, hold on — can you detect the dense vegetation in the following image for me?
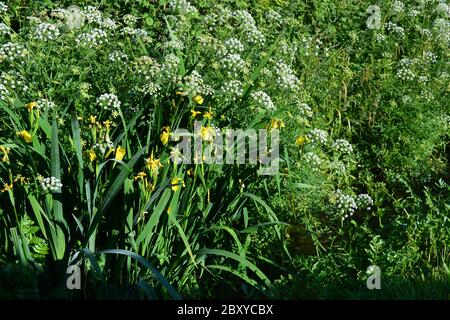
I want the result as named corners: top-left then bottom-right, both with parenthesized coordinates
top-left (0, 0), bottom-right (449, 299)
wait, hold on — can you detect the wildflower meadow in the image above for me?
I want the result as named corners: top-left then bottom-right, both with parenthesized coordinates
top-left (0, 0), bottom-right (449, 300)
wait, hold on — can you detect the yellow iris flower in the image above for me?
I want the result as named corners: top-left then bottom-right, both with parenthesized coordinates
top-left (17, 130), bottom-right (33, 143)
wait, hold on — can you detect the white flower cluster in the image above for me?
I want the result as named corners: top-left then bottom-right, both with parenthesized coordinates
top-left (392, 1), bottom-right (405, 14)
top-left (307, 129), bottom-right (328, 145)
top-left (332, 139), bottom-right (353, 154)
top-left (168, 0), bottom-right (198, 15)
top-left (436, 2), bottom-right (450, 17)
top-left (244, 27), bottom-right (266, 46)
top-left (40, 177), bottom-right (63, 192)
top-left (298, 102), bottom-right (314, 118)
top-left (0, 42), bottom-right (28, 63)
top-left (82, 5), bottom-right (103, 24)
top-left (0, 23), bottom-right (9, 36)
top-left (109, 50), bottom-right (128, 63)
top-left (232, 10), bottom-right (256, 27)
top-left (0, 70), bottom-right (28, 93)
top-left (140, 80), bottom-right (161, 96)
top-left (100, 17), bottom-right (118, 30)
top-left (329, 160), bottom-right (346, 174)
top-left (385, 22), bottom-right (405, 38)
top-left (123, 14), bottom-right (138, 27)
top-left (407, 8), bottom-right (420, 18)
top-left (274, 61), bottom-right (300, 91)
top-left (356, 194), bottom-right (373, 210)
top-left (97, 93), bottom-right (121, 110)
top-left (134, 56), bottom-right (161, 76)
top-left (221, 80), bottom-right (243, 101)
top-left (280, 42), bottom-right (298, 61)
top-left (419, 28), bottom-right (432, 37)
top-left (121, 27), bottom-right (151, 42)
top-left (303, 152), bottom-right (323, 171)
top-left (181, 70), bottom-right (204, 96)
top-left (76, 29), bottom-right (108, 48)
top-left (334, 190), bottom-right (357, 220)
top-left (0, 83), bottom-right (9, 101)
top-left (203, 8), bottom-right (233, 31)
top-left (250, 91), bottom-right (275, 111)
top-left (418, 75), bottom-right (428, 83)
top-left (420, 90), bottom-right (434, 102)
top-left (162, 38), bottom-right (184, 50)
top-left (222, 54), bottom-right (246, 77)
top-left (0, 1), bottom-right (7, 13)
top-left (202, 84), bottom-right (215, 96)
top-left (375, 33), bottom-right (386, 42)
top-left (433, 18), bottom-right (450, 43)
top-left (223, 38), bottom-right (245, 55)
top-left (397, 58), bottom-right (415, 81)
top-left (402, 95), bottom-right (412, 104)
top-left (93, 139), bottom-right (114, 155)
top-left (161, 54), bottom-right (180, 81)
top-left (36, 99), bottom-right (56, 110)
top-left (302, 37), bottom-right (329, 57)
top-left (423, 51), bottom-right (437, 64)
top-left (266, 10), bottom-right (282, 24)
top-left (32, 23), bottom-right (60, 41)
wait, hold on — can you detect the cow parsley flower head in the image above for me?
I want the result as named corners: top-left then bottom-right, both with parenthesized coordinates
top-left (121, 27), bottom-right (150, 42)
top-left (244, 26), bottom-right (266, 46)
top-left (109, 50), bottom-right (128, 63)
top-left (423, 51), bottom-right (437, 64)
top-left (298, 102), bottom-right (313, 118)
top-left (332, 139), bottom-right (353, 154)
top-left (40, 176), bottom-right (63, 192)
top-left (250, 91), bottom-right (275, 111)
top-left (0, 42), bottom-right (28, 63)
top-left (181, 70), bottom-right (204, 97)
top-left (32, 23), bottom-right (60, 41)
top-left (392, 1), bottom-right (405, 14)
top-left (266, 10), bottom-right (282, 23)
top-left (0, 2), bottom-right (7, 14)
top-left (307, 129), bottom-right (328, 145)
top-left (97, 93), bottom-right (121, 110)
top-left (82, 5), bottom-right (103, 24)
top-left (0, 83), bottom-right (9, 101)
top-left (334, 190), bottom-right (357, 220)
top-left (0, 70), bottom-right (28, 93)
top-left (274, 61), bottom-right (300, 91)
top-left (232, 10), bottom-right (255, 27)
top-left (221, 80), bottom-right (243, 101)
top-left (168, 0), bottom-right (198, 15)
top-left (0, 23), bottom-right (9, 36)
top-left (123, 14), bottom-right (138, 27)
top-left (36, 99), bottom-right (56, 110)
top-left (222, 54), bottom-right (246, 77)
top-left (356, 194), bottom-right (373, 210)
top-left (224, 38), bottom-right (245, 54)
top-left (304, 152), bottom-right (322, 171)
top-left (76, 29), bottom-right (108, 48)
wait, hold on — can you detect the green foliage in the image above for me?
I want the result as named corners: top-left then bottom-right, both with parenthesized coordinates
top-left (0, 0), bottom-right (449, 299)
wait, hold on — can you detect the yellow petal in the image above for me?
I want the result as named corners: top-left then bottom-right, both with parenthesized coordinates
top-left (115, 146), bottom-right (126, 161)
top-left (88, 150), bottom-right (97, 162)
top-left (26, 102), bottom-right (37, 112)
top-left (17, 130), bottom-right (33, 143)
top-left (161, 131), bottom-right (170, 145)
top-left (193, 95), bottom-right (204, 105)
